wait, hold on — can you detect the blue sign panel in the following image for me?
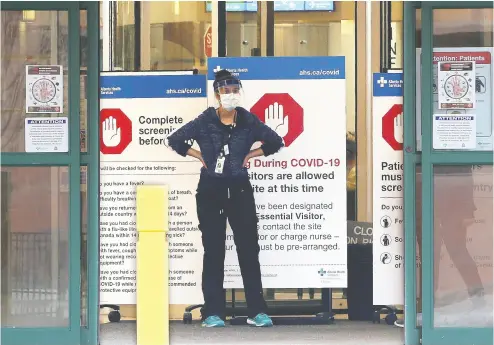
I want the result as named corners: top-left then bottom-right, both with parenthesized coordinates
top-left (100, 74), bottom-right (207, 99)
top-left (373, 73), bottom-right (404, 97)
top-left (208, 56), bottom-right (345, 81)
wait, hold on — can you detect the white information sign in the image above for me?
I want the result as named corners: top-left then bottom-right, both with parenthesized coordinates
top-left (26, 65), bottom-right (64, 114)
top-left (208, 57), bottom-right (348, 289)
top-left (99, 72), bottom-right (207, 305)
top-left (24, 117), bottom-right (68, 152)
top-left (433, 114), bottom-right (476, 150)
top-left (372, 73), bottom-right (404, 305)
top-left (438, 61), bottom-right (476, 110)
top-left (416, 48), bottom-right (493, 151)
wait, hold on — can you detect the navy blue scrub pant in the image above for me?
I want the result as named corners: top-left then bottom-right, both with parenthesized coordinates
top-left (195, 174), bottom-right (267, 320)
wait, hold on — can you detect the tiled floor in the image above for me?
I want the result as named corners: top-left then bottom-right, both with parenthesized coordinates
top-left (100, 321), bottom-right (404, 345)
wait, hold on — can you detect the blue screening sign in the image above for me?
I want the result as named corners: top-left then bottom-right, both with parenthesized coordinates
top-left (99, 72), bottom-right (207, 306)
top-left (372, 72), bottom-right (405, 305)
top-left (207, 57), bottom-right (348, 288)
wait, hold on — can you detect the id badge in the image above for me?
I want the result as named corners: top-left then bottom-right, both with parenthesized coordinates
top-left (215, 156), bottom-right (225, 174)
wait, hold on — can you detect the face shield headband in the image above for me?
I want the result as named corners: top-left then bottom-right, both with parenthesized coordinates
top-left (213, 78), bottom-right (243, 94)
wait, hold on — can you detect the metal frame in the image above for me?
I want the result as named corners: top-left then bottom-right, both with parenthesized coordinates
top-left (0, 2), bottom-right (100, 345)
top-left (403, 2), bottom-right (420, 345)
top-left (404, 2), bottom-right (493, 345)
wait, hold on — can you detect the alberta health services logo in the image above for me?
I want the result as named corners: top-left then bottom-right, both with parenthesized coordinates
top-left (100, 108), bottom-right (133, 154)
top-left (317, 267), bottom-right (337, 281)
top-left (376, 75), bottom-right (403, 89)
top-left (250, 93), bottom-right (304, 147)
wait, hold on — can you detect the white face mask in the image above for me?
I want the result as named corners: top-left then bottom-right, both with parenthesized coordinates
top-left (219, 93), bottom-right (241, 111)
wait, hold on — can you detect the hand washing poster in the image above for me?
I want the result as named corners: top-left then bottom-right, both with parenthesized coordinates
top-left (416, 47), bottom-right (493, 151)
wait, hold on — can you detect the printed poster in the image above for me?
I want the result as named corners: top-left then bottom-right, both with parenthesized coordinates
top-left (438, 60), bottom-right (476, 110)
top-left (416, 48), bottom-right (493, 151)
top-left (372, 72), bottom-right (404, 305)
top-left (207, 57), bottom-right (348, 288)
top-left (26, 65), bottom-right (64, 114)
top-left (99, 72), bottom-right (207, 305)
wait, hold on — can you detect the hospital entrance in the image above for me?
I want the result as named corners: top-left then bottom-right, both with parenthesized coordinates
top-left (1, 1), bottom-right (492, 345)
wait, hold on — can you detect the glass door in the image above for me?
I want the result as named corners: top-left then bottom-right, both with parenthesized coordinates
top-left (0, 2), bottom-right (100, 345)
top-left (404, 2), bottom-right (493, 345)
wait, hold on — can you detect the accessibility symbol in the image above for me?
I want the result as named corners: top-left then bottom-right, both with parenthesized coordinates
top-left (380, 216), bottom-right (392, 229)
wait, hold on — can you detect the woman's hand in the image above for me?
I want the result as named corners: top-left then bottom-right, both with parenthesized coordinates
top-left (198, 155), bottom-right (207, 168)
top-left (243, 148), bottom-right (264, 167)
top-left (187, 148), bottom-right (207, 168)
top-left (243, 152), bottom-right (252, 168)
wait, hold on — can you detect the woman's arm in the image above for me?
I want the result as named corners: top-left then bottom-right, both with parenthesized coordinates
top-left (243, 147), bottom-right (264, 167)
top-left (251, 115), bottom-right (284, 156)
top-left (167, 115), bottom-right (203, 157)
top-left (243, 116), bottom-right (284, 166)
top-left (186, 147), bottom-right (206, 168)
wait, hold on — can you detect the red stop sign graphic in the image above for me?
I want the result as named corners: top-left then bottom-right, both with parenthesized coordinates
top-left (204, 26), bottom-right (212, 57)
top-left (100, 108), bottom-right (133, 154)
top-left (382, 104), bottom-right (403, 151)
top-left (250, 93), bottom-right (303, 148)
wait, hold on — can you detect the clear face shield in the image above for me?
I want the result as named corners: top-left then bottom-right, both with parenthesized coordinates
top-left (214, 78), bottom-right (244, 111)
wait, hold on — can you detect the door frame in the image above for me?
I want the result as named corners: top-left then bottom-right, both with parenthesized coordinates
top-left (0, 2), bottom-right (100, 345)
top-left (404, 1), bottom-right (493, 345)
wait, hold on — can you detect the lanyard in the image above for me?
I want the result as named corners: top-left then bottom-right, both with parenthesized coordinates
top-left (218, 111), bottom-right (237, 157)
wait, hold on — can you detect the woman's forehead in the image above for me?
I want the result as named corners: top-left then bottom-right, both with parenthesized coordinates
top-left (219, 85), bottom-right (240, 93)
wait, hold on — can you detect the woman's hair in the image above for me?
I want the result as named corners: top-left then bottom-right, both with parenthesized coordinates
top-left (213, 69), bottom-right (240, 92)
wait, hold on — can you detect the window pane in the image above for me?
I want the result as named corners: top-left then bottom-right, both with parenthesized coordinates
top-left (114, 1), bottom-right (135, 71)
top-left (226, 8), bottom-right (258, 57)
top-left (1, 166), bottom-right (70, 327)
top-left (146, 1), bottom-right (212, 73)
top-left (1, 11), bottom-right (69, 152)
top-left (391, 1), bottom-right (403, 69)
top-left (269, 0), bottom-right (356, 311)
top-left (415, 8), bottom-right (422, 151)
top-left (433, 165), bottom-right (493, 327)
top-left (432, 9), bottom-right (493, 48)
top-left (80, 10), bottom-right (88, 152)
top-left (80, 166), bottom-right (88, 327)
top-left (432, 9), bottom-right (493, 152)
top-left (416, 164), bottom-right (423, 327)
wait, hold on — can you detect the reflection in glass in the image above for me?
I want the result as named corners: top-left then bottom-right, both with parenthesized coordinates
top-left (145, 1), bottom-right (212, 73)
top-left (1, 11), bottom-right (69, 152)
top-left (114, 1), bottom-right (135, 71)
top-left (226, 9), bottom-right (257, 57)
top-left (1, 167), bottom-right (70, 327)
top-left (416, 8), bottom-right (494, 152)
top-left (415, 9), bottom-right (421, 150)
top-left (258, 1), bottom-right (356, 310)
top-left (433, 165), bottom-right (493, 327)
top-left (80, 166), bottom-right (88, 327)
top-left (432, 9), bottom-right (493, 152)
top-left (80, 10), bottom-right (88, 152)
top-left (390, 1), bottom-right (403, 69)
top-left (415, 165), bottom-right (423, 327)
